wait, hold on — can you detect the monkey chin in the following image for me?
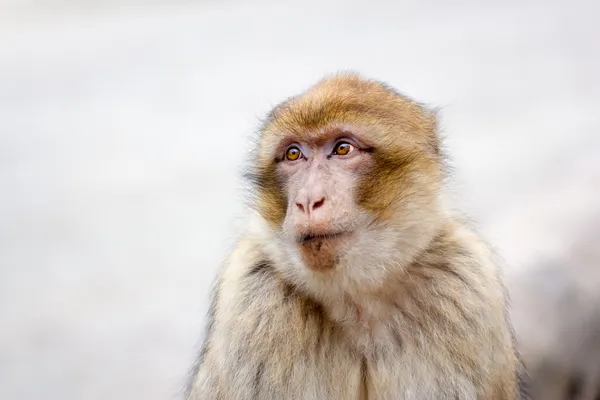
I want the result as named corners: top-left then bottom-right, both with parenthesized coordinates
top-left (296, 233), bottom-right (346, 271)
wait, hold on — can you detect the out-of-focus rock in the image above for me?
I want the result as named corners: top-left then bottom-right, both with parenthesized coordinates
top-left (509, 223), bottom-right (600, 400)
top-left (484, 140), bottom-right (600, 400)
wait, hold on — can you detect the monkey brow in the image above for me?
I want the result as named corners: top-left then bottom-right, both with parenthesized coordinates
top-left (298, 102), bottom-right (396, 129)
top-left (268, 97), bottom-right (396, 132)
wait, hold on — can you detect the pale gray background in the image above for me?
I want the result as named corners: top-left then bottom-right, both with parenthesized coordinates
top-left (1, 1), bottom-right (599, 399)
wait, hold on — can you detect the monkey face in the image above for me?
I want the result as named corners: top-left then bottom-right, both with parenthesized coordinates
top-left (248, 73), bottom-right (444, 296)
top-left (277, 133), bottom-right (374, 270)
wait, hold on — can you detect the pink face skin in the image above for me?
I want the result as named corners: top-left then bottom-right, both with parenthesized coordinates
top-left (276, 133), bottom-right (374, 270)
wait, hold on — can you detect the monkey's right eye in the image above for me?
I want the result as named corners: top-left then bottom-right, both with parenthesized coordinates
top-left (285, 146), bottom-right (302, 161)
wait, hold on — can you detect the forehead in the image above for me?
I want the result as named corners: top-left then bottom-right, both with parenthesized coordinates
top-left (266, 76), bottom-right (401, 134)
top-left (257, 74), bottom-right (436, 161)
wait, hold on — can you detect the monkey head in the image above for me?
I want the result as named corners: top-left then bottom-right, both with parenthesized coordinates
top-left (247, 73), bottom-right (445, 298)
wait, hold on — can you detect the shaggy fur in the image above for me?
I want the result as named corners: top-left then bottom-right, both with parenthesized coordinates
top-left (186, 72), bottom-right (529, 399)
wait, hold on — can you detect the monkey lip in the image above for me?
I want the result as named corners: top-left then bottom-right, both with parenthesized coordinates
top-left (296, 231), bottom-right (348, 244)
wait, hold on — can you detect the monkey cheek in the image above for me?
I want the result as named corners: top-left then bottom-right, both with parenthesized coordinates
top-left (298, 239), bottom-right (341, 271)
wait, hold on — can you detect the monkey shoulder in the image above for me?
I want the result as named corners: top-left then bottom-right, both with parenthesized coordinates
top-left (392, 224), bottom-right (520, 394)
top-left (189, 236), bottom-right (361, 399)
top-left (427, 223), bottom-right (513, 339)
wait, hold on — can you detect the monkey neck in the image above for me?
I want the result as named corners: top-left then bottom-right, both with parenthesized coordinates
top-left (251, 210), bottom-right (468, 350)
top-left (317, 220), bottom-right (461, 350)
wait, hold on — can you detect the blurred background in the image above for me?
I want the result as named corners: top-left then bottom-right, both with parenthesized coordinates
top-left (1, 0), bottom-right (599, 399)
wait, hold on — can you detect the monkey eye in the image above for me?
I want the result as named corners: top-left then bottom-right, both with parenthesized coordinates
top-left (285, 146), bottom-right (303, 161)
top-left (332, 141), bottom-right (355, 156)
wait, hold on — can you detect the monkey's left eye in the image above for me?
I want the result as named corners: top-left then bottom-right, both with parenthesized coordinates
top-left (285, 146), bottom-right (302, 161)
top-left (332, 141), bottom-right (355, 156)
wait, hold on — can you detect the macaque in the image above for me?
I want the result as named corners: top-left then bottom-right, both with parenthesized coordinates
top-left (185, 72), bottom-right (529, 399)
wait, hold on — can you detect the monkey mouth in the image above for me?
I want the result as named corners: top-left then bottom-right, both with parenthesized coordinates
top-left (295, 231), bottom-right (350, 269)
top-left (296, 232), bottom-right (347, 244)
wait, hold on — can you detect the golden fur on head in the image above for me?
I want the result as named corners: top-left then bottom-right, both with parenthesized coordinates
top-left (243, 72), bottom-right (451, 334)
top-left (248, 72), bottom-right (443, 227)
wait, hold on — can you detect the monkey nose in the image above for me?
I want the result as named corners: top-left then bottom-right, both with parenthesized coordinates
top-left (295, 196), bottom-right (326, 215)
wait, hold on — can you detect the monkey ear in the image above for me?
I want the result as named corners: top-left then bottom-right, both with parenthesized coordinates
top-left (427, 106), bottom-right (443, 157)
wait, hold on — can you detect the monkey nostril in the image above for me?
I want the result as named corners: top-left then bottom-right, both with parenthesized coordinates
top-left (312, 197), bottom-right (325, 211)
top-left (296, 203), bottom-right (305, 213)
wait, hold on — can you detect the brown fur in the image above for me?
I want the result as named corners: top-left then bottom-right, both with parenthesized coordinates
top-left (186, 72), bottom-right (529, 399)
top-left (253, 73), bottom-right (441, 226)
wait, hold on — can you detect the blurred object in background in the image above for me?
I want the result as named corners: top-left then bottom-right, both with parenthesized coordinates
top-left (495, 149), bottom-right (600, 400)
top-left (511, 228), bottom-right (600, 400)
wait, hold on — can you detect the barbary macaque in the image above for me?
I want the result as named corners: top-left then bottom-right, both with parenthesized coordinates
top-left (185, 73), bottom-right (529, 399)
